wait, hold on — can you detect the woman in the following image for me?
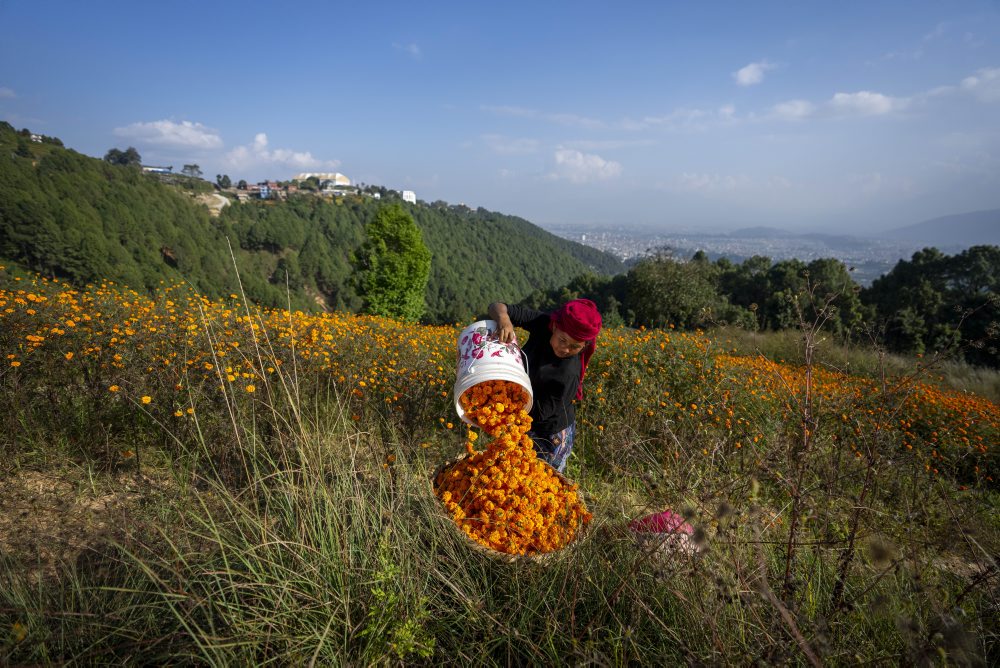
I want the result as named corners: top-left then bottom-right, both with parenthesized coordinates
top-left (488, 299), bottom-right (602, 472)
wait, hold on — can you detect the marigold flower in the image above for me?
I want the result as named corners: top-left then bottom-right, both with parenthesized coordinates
top-left (435, 379), bottom-right (589, 556)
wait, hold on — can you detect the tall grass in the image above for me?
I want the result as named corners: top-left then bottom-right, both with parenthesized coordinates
top-left (1, 272), bottom-right (998, 664)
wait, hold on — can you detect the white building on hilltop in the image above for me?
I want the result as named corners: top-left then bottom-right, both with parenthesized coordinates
top-left (293, 172), bottom-right (351, 186)
top-left (402, 190), bottom-right (416, 204)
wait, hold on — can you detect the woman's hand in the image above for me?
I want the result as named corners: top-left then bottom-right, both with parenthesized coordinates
top-left (488, 302), bottom-right (515, 343)
top-left (495, 315), bottom-right (515, 343)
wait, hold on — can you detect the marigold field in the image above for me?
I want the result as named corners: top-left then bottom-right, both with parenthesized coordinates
top-left (2, 271), bottom-right (998, 665)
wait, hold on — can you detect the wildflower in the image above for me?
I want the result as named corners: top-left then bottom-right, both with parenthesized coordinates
top-left (246, 384), bottom-right (256, 393)
top-left (141, 396), bottom-right (152, 404)
top-left (109, 385), bottom-right (120, 392)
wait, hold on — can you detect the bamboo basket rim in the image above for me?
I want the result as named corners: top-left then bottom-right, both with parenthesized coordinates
top-left (430, 452), bottom-right (590, 564)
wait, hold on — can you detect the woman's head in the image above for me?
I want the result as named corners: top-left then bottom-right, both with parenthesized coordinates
top-left (550, 299), bottom-right (602, 354)
top-left (549, 326), bottom-right (588, 358)
top-left (548, 299), bottom-right (602, 400)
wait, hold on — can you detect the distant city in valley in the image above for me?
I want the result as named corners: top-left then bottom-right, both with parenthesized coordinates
top-left (544, 224), bottom-right (959, 286)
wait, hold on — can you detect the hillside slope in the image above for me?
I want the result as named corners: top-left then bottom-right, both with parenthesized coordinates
top-left (0, 122), bottom-right (624, 323)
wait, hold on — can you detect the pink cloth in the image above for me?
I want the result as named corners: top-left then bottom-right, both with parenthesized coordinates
top-left (629, 510), bottom-right (694, 535)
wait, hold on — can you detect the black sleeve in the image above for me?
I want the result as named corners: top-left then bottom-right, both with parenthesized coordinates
top-left (504, 303), bottom-right (549, 329)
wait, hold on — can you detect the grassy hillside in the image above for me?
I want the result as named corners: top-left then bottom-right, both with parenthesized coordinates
top-left (0, 122), bottom-right (624, 324)
top-left (2, 272), bottom-right (997, 664)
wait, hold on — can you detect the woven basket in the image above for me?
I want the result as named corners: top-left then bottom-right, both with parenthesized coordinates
top-left (430, 453), bottom-right (589, 563)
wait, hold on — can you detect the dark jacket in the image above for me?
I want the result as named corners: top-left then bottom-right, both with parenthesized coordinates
top-left (503, 304), bottom-right (581, 435)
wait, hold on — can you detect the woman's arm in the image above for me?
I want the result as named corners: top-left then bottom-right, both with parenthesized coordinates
top-left (488, 302), bottom-right (515, 343)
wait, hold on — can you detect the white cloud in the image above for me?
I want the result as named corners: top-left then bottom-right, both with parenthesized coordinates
top-left (771, 99), bottom-right (816, 120)
top-left (546, 112), bottom-right (605, 130)
top-left (482, 134), bottom-right (539, 154)
top-left (393, 42), bottom-right (422, 59)
top-left (923, 22), bottom-right (950, 42)
top-left (672, 172), bottom-right (753, 193)
top-left (829, 91), bottom-right (907, 116)
top-left (482, 104), bottom-right (605, 129)
top-left (113, 119), bottom-right (223, 149)
top-left (733, 60), bottom-right (776, 86)
top-left (961, 67), bottom-right (1000, 102)
top-left (847, 172), bottom-right (914, 195)
top-left (224, 133), bottom-right (339, 171)
top-left (879, 48), bottom-right (923, 62)
top-left (565, 138), bottom-right (656, 151)
top-left (0, 87), bottom-right (15, 99)
top-left (548, 149), bottom-right (621, 183)
top-left (622, 106), bottom-right (736, 131)
top-left (769, 91), bottom-right (906, 120)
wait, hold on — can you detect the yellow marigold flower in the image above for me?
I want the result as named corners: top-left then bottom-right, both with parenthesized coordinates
top-left (246, 384), bottom-right (256, 393)
top-left (141, 395), bottom-right (152, 404)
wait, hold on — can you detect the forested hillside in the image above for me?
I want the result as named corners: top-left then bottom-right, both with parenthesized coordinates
top-left (0, 122), bottom-right (624, 323)
top-left (526, 247), bottom-right (1000, 369)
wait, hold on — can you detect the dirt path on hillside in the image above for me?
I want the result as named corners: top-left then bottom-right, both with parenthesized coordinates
top-left (0, 468), bottom-right (174, 584)
top-left (196, 193), bottom-right (230, 217)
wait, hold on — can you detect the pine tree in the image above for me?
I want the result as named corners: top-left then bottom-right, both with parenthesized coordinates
top-left (353, 204), bottom-right (432, 322)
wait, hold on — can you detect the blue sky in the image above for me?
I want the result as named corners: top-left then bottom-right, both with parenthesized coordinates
top-left (2, 1), bottom-right (999, 234)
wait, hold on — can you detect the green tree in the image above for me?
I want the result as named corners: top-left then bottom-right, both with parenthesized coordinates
top-left (15, 137), bottom-right (32, 157)
top-left (625, 251), bottom-right (721, 328)
top-left (103, 146), bottom-right (142, 167)
top-left (353, 204), bottom-right (432, 322)
top-left (182, 164), bottom-right (202, 178)
top-left (216, 174), bottom-right (232, 189)
top-left (863, 246), bottom-right (999, 366)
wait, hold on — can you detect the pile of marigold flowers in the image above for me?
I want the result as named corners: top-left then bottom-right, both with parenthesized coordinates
top-left (433, 379), bottom-right (592, 556)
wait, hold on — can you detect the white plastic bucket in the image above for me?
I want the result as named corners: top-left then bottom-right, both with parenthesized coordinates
top-left (454, 320), bottom-right (533, 425)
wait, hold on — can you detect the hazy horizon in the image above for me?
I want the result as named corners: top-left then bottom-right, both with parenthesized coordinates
top-left (2, 1), bottom-right (999, 236)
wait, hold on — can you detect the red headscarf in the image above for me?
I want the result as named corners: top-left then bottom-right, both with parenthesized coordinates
top-left (550, 298), bottom-right (602, 400)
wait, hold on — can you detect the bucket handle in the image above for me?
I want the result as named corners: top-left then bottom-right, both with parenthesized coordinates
top-left (486, 325), bottom-right (529, 376)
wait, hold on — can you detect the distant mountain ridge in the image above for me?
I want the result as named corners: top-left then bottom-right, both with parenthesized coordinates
top-left (882, 209), bottom-right (1000, 247)
top-left (727, 226), bottom-right (793, 239)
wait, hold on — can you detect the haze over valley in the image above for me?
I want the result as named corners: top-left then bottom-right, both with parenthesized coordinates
top-left (547, 208), bottom-right (1000, 285)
